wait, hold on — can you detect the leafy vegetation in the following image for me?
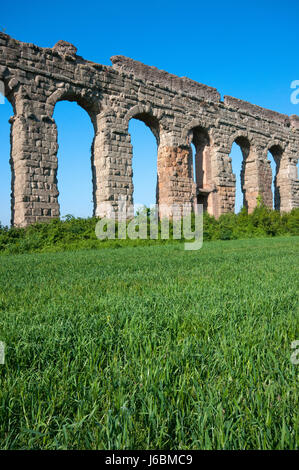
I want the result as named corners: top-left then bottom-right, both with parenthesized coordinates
top-left (0, 237), bottom-right (298, 449)
top-left (0, 207), bottom-right (298, 255)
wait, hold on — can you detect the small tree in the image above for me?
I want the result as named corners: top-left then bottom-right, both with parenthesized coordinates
top-left (256, 193), bottom-right (264, 208)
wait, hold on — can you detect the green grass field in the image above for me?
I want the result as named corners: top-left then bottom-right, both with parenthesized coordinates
top-left (0, 237), bottom-right (298, 449)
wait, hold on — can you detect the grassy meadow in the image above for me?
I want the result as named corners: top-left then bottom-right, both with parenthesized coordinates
top-left (0, 236), bottom-right (298, 449)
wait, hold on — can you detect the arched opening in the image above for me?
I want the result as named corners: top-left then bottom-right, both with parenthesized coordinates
top-left (53, 101), bottom-right (95, 219)
top-left (190, 126), bottom-right (212, 213)
top-left (0, 97), bottom-right (14, 227)
top-left (267, 145), bottom-right (283, 210)
top-left (229, 142), bottom-right (244, 213)
top-left (128, 113), bottom-right (159, 211)
top-left (229, 136), bottom-right (251, 212)
top-left (191, 143), bottom-right (196, 183)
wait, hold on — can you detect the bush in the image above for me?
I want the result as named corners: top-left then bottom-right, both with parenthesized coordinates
top-left (0, 208), bottom-right (298, 255)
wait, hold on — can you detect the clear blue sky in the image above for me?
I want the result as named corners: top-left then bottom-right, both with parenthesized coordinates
top-left (1, 0), bottom-right (299, 225)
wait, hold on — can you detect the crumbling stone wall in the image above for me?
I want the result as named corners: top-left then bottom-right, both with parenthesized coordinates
top-left (0, 33), bottom-right (298, 226)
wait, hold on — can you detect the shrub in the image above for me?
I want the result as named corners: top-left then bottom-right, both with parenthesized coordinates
top-left (0, 208), bottom-right (298, 254)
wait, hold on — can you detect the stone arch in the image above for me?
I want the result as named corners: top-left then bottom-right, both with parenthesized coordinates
top-left (0, 91), bottom-right (15, 226)
top-left (227, 132), bottom-right (258, 212)
top-left (0, 73), bottom-right (12, 110)
top-left (49, 90), bottom-right (101, 218)
top-left (226, 130), bottom-right (255, 154)
top-left (0, 68), bottom-right (19, 115)
top-left (187, 125), bottom-right (213, 213)
top-left (265, 142), bottom-right (285, 210)
top-left (47, 85), bottom-right (101, 128)
top-left (182, 117), bottom-right (212, 144)
top-left (181, 119), bottom-right (219, 215)
top-left (125, 106), bottom-right (161, 207)
top-left (125, 104), bottom-right (162, 145)
top-left (0, 74), bottom-right (26, 226)
top-left (265, 139), bottom-right (286, 157)
top-left (52, 100), bottom-right (95, 218)
top-left (47, 88), bottom-right (67, 106)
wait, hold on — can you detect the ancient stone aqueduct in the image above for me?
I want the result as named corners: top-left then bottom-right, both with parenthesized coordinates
top-left (0, 33), bottom-right (298, 226)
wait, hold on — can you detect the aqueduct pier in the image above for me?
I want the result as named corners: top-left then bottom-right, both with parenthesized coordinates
top-left (0, 33), bottom-right (298, 226)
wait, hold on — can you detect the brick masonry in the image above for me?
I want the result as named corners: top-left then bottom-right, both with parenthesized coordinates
top-left (0, 33), bottom-right (298, 226)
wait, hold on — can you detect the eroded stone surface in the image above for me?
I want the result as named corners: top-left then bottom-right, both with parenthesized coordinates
top-left (0, 33), bottom-right (298, 226)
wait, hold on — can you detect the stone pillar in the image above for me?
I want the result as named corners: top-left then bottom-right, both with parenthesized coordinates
top-left (10, 109), bottom-right (59, 227)
top-left (240, 146), bottom-right (260, 213)
top-left (260, 144), bottom-right (299, 212)
top-left (277, 153), bottom-right (298, 212)
top-left (157, 140), bottom-right (195, 217)
top-left (291, 178), bottom-right (299, 209)
top-left (210, 141), bottom-right (264, 216)
top-left (192, 128), bottom-right (215, 215)
top-left (208, 147), bottom-right (235, 217)
top-left (257, 157), bottom-right (273, 209)
top-left (93, 114), bottom-right (133, 218)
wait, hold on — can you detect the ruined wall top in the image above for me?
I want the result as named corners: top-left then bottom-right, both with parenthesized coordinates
top-left (223, 96), bottom-right (290, 126)
top-left (110, 55), bottom-right (297, 128)
top-left (52, 40), bottom-right (78, 57)
top-left (110, 55), bottom-right (221, 103)
top-left (0, 31), bottom-right (298, 133)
